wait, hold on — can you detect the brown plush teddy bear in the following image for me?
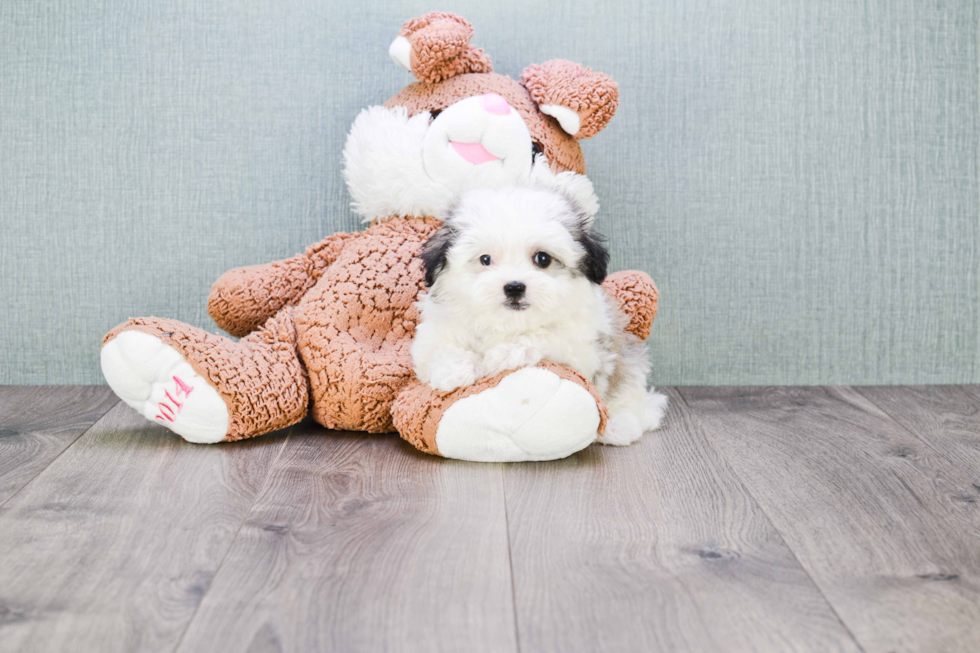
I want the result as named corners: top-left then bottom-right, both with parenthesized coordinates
top-left (100, 12), bottom-right (660, 462)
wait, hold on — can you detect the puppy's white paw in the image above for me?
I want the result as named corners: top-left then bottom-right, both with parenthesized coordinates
top-left (428, 357), bottom-right (481, 393)
top-left (483, 343), bottom-right (542, 376)
top-left (598, 390), bottom-right (669, 446)
top-left (644, 389), bottom-right (669, 431)
top-left (101, 331), bottom-right (229, 443)
top-left (598, 412), bottom-right (643, 446)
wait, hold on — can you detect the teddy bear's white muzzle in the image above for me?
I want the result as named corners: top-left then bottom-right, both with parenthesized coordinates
top-left (422, 94), bottom-right (534, 192)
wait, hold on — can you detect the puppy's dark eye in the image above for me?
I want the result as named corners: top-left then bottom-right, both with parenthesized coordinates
top-left (531, 141), bottom-right (544, 156)
top-left (428, 109), bottom-right (442, 123)
top-left (533, 252), bottom-right (551, 268)
top-left (480, 255), bottom-right (492, 266)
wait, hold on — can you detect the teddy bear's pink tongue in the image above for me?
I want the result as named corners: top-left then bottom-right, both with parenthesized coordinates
top-left (450, 141), bottom-right (500, 165)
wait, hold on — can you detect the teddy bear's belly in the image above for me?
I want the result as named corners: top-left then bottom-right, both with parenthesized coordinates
top-left (293, 217), bottom-right (439, 433)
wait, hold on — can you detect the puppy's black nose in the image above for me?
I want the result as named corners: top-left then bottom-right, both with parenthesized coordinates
top-left (503, 282), bottom-right (526, 299)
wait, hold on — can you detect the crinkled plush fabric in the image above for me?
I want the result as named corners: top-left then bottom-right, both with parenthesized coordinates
top-left (103, 309), bottom-right (308, 441)
top-left (294, 215), bottom-right (442, 433)
top-left (192, 214), bottom-right (642, 444)
top-left (521, 61), bottom-right (620, 140)
top-left (386, 74), bottom-right (587, 176)
top-left (602, 271), bottom-right (659, 340)
top-left (392, 360), bottom-right (610, 456)
top-left (388, 12), bottom-right (618, 172)
top-left (121, 216), bottom-right (645, 448)
top-left (100, 11), bottom-right (660, 458)
top-left (398, 13), bottom-right (492, 84)
top-left (208, 231), bottom-right (362, 338)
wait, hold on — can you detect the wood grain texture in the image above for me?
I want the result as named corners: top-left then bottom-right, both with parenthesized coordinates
top-left (176, 425), bottom-right (517, 653)
top-left (855, 386), bottom-right (980, 481)
top-left (681, 386), bottom-right (980, 653)
top-left (502, 388), bottom-right (861, 653)
top-left (0, 386), bottom-right (117, 506)
top-left (0, 402), bottom-right (288, 653)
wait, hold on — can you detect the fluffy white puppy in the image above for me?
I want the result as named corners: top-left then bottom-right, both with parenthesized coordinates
top-left (412, 186), bottom-right (668, 446)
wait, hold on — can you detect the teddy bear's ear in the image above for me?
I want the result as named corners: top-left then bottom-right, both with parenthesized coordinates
top-left (389, 12), bottom-right (493, 84)
top-left (521, 60), bottom-right (619, 140)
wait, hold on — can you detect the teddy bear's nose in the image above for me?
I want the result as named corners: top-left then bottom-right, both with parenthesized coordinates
top-left (480, 93), bottom-right (511, 116)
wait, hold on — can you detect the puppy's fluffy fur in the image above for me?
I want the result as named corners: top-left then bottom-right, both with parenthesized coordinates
top-left (412, 186), bottom-right (667, 446)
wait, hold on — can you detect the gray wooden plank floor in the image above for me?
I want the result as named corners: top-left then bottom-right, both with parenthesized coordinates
top-left (0, 402), bottom-right (289, 653)
top-left (0, 386), bottom-right (117, 507)
top-left (502, 388), bottom-right (859, 653)
top-left (176, 427), bottom-right (517, 653)
top-left (679, 386), bottom-right (980, 653)
top-left (1, 385), bottom-right (979, 653)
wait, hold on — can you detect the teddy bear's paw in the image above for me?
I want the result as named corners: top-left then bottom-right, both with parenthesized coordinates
top-left (101, 331), bottom-right (229, 443)
top-left (435, 367), bottom-right (599, 462)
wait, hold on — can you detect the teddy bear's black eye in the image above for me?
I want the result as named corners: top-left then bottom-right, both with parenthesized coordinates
top-left (531, 141), bottom-right (544, 157)
top-left (533, 252), bottom-right (551, 268)
top-left (428, 109), bottom-right (442, 124)
top-left (480, 255), bottom-right (492, 266)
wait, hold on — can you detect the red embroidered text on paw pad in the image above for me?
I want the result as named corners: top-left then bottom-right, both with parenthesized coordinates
top-left (156, 375), bottom-right (195, 422)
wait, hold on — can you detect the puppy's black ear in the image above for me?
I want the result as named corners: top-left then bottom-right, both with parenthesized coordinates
top-left (576, 225), bottom-right (609, 284)
top-left (553, 186), bottom-right (608, 284)
top-left (421, 223), bottom-right (457, 287)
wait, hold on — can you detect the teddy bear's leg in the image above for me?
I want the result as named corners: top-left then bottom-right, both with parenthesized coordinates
top-left (392, 361), bottom-right (609, 462)
top-left (207, 231), bottom-right (362, 338)
top-left (100, 308), bottom-right (308, 443)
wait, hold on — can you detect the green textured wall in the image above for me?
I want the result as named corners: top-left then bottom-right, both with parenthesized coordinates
top-left (1, 0), bottom-right (978, 385)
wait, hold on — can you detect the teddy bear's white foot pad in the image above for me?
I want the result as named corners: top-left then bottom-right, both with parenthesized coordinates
top-left (101, 331), bottom-right (229, 443)
top-left (435, 367), bottom-right (600, 462)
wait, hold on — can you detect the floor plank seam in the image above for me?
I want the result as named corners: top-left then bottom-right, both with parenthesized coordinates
top-left (0, 396), bottom-right (120, 513)
top-left (850, 385), bottom-right (973, 469)
top-left (169, 426), bottom-right (295, 653)
top-left (674, 387), bottom-right (869, 653)
top-left (500, 467), bottom-right (523, 653)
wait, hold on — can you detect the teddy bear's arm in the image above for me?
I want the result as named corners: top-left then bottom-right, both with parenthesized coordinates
top-left (207, 231), bottom-right (361, 338)
top-left (602, 271), bottom-right (659, 340)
